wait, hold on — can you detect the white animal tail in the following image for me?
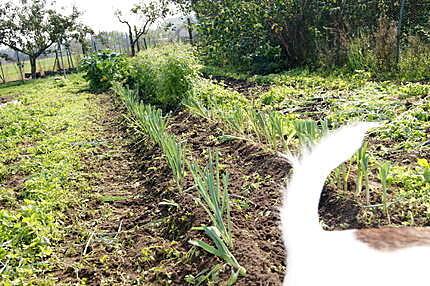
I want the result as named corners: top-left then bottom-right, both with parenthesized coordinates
top-left (281, 122), bottom-right (379, 245)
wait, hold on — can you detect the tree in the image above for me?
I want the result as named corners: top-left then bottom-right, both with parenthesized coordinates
top-left (116, 0), bottom-right (169, 56)
top-left (0, 0), bottom-right (81, 79)
top-left (70, 24), bottom-right (94, 55)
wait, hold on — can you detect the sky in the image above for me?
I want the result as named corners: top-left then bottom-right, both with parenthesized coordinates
top-left (55, 0), bottom-right (143, 32)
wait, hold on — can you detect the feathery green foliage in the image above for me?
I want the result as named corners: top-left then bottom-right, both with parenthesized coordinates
top-left (130, 44), bottom-right (201, 111)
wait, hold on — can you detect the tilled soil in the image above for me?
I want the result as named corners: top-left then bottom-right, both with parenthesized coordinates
top-left (55, 93), bottom-right (369, 285)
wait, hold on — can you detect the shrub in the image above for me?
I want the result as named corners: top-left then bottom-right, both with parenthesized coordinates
top-left (80, 50), bottom-right (130, 91)
top-left (130, 44), bottom-right (201, 111)
top-left (346, 35), bottom-right (377, 72)
top-left (399, 37), bottom-right (430, 81)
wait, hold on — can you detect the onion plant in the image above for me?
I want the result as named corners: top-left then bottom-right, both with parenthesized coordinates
top-left (183, 96), bottom-right (211, 120)
top-left (189, 226), bottom-right (245, 278)
top-left (223, 108), bottom-right (293, 152)
top-left (116, 85), bottom-right (185, 189)
top-left (293, 119), bottom-right (328, 147)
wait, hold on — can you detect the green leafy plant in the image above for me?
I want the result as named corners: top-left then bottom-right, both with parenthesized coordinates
top-left (80, 50), bottom-right (130, 91)
top-left (417, 159), bottom-right (430, 184)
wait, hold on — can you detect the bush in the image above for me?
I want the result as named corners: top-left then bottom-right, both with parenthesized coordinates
top-left (129, 44), bottom-right (201, 111)
top-left (80, 50), bottom-right (130, 91)
top-left (399, 37), bottom-right (430, 81)
top-left (346, 35), bottom-right (377, 72)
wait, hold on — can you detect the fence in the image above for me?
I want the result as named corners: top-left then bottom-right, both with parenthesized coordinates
top-left (0, 45), bottom-right (82, 84)
top-left (0, 22), bottom-right (194, 84)
top-left (390, 0), bottom-right (430, 63)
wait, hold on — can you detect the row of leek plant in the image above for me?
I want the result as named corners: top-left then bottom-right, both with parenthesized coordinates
top-left (115, 85), bottom-right (245, 283)
top-left (184, 83), bottom-right (330, 154)
top-left (118, 86), bottom-right (186, 190)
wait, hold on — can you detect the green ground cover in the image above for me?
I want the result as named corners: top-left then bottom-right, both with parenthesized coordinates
top-left (0, 75), bottom-right (101, 284)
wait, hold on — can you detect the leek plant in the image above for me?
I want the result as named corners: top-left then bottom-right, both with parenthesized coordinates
top-left (161, 135), bottom-right (186, 190)
top-left (188, 151), bottom-right (246, 276)
top-left (356, 143), bottom-right (370, 204)
top-left (116, 85), bottom-right (185, 189)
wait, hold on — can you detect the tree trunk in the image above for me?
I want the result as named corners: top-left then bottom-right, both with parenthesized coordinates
top-left (130, 40), bottom-right (136, 56)
top-left (16, 51), bottom-right (24, 82)
top-left (81, 40), bottom-right (87, 55)
top-left (29, 56), bottom-right (37, 79)
top-left (58, 42), bottom-right (66, 77)
top-left (128, 29), bottom-right (136, 56)
top-left (187, 17), bottom-right (193, 44)
top-left (0, 61), bottom-right (5, 84)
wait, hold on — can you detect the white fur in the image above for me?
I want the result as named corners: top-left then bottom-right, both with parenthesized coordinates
top-left (281, 122), bottom-right (430, 286)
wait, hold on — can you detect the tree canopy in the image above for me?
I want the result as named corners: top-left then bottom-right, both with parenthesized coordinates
top-left (0, 0), bottom-right (82, 78)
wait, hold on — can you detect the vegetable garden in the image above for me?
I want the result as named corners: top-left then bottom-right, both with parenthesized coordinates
top-left (1, 42), bottom-right (428, 285)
